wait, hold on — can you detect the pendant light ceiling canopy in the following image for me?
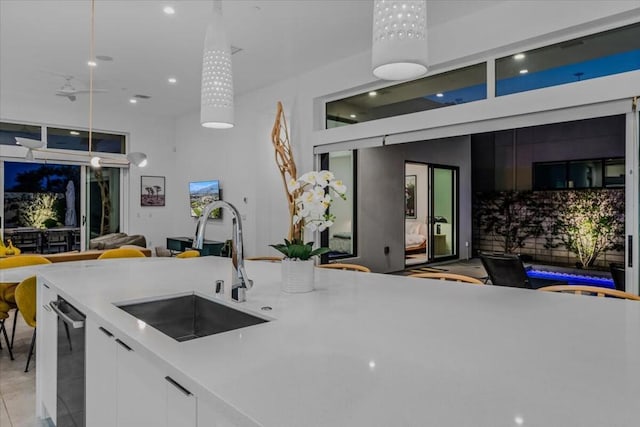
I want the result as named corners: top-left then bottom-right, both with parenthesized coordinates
top-left (200, 0), bottom-right (234, 129)
top-left (372, 0), bottom-right (428, 81)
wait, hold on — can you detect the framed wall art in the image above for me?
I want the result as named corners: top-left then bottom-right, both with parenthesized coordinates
top-left (141, 175), bottom-right (165, 206)
top-left (405, 175), bottom-right (416, 218)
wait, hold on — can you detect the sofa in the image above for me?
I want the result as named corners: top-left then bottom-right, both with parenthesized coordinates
top-left (405, 221), bottom-right (427, 254)
top-left (89, 233), bottom-right (147, 250)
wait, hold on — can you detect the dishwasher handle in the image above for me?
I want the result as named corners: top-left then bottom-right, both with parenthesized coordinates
top-left (49, 301), bottom-right (85, 329)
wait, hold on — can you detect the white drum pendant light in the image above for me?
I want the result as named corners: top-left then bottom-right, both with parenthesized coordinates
top-left (200, 0), bottom-right (234, 129)
top-left (372, 0), bottom-right (428, 80)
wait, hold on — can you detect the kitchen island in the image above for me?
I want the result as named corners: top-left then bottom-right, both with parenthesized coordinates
top-left (31, 256), bottom-right (640, 426)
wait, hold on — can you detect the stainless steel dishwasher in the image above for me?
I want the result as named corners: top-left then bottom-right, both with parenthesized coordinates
top-left (50, 296), bottom-right (86, 427)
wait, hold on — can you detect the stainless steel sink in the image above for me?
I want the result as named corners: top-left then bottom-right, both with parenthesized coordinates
top-left (116, 294), bottom-right (268, 342)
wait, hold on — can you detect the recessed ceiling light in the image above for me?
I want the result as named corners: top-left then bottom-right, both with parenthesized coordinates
top-left (129, 98), bottom-right (138, 104)
top-left (69, 131), bottom-right (80, 135)
top-left (368, 91), bottom-right (377, 96)
top-left (514, 53), bottom-right (525, 60)
top-left (163, 6), bottom-right (175, 15)
top-left (519, 69), bottom-right (529, 74)
top-left (87, 60), bottom-right (97, 67)
top-left (168, 77), bottom-right (177, 84)
top-left (350, 114), bottom-right (357, 118)
top-left (436, 93), bottom-right (444, 97)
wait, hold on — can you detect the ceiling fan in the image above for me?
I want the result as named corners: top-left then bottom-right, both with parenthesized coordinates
top-left (55, 76), bottom-right (107, 101)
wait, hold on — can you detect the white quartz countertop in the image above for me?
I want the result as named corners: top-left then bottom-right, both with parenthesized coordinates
top-left (30, 257), bottom-right (640, 426)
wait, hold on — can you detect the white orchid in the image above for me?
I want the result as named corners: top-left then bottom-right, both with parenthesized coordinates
top-left (329, 179), bottom-right (347, 196)
top-left (276, 169), bottom-right (347, 258)
top-left (298, 171), bottom-right (319, 185)
top-left (287, 177), bottom-right (300, 193)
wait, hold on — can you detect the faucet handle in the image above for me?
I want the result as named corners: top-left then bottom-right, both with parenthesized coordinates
top-left (232, 287), bottom-right (246, 303)
top-left (215, 280), bottom-right (224, 296)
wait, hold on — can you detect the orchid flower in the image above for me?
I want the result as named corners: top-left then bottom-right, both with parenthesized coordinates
top-left (275, 169), bottom-right (348, 259)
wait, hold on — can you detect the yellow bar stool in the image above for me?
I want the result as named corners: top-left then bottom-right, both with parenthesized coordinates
top-left (176, 250), bottom-right (200, 259)
top-left (0, 255), bottom-right (51, 356)
top-left (14, 276), bottom-right (37, 372)
top-left (97, 247), bottom-right (146, 259)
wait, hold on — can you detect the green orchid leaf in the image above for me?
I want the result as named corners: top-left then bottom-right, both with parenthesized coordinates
top-left (268, 244), bottom-right (289, 257)
top-left (309, 247), bottom-right (331, 257)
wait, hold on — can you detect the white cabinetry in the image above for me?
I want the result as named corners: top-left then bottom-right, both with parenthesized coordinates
top-left (166, 376), bottom-right (197, 427)
top-left (85, 318), bottom-right (197, 427)
top-left (36, 282), bottom-right (57, 423)
top-left (86, 318), bottom-right (117, 427)
top-left (116, 338), bottom-right (166, 427)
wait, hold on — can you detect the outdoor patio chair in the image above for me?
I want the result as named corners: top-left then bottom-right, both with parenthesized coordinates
top-left (479, 253), bottom-right (567, 289)
top-left (609, 263), bottom-right (625, 292)
top-left (538, 285), bottom-right (640, 301)
top-left (408, 272), bottom-right (484, 284)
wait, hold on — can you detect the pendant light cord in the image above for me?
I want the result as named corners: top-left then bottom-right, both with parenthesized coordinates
top-left (88, 0), bottom-right (95, 158)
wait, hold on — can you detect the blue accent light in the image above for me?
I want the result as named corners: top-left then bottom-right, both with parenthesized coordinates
top-left (527, 269), bottom-right (614, 289)
top-left (497, 49), bottom-right (640, 96)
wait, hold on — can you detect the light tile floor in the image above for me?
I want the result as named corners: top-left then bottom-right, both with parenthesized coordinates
top-left (0, 312), bottom-right (39, 427)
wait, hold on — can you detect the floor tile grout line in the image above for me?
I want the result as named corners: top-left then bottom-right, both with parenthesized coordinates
top-left (1, 395), bottom-right (14, 427)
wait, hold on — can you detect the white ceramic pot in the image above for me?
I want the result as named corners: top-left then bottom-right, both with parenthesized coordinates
top-left (281, 259), bottom-right (315, 293)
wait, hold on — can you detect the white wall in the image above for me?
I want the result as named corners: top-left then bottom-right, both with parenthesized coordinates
top-left (3, 1), bottom-right (638, 261)
top-left (0, 101), bottom-right (176, 251)
top-left (315, 4), bottom-right (640, 147)
top-left (168, 2), bottom-right (640, 261)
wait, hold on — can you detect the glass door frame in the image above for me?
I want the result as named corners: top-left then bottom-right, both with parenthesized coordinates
top-left (1, 157), bottom-right (128, 253)
top-left (428, 164), bottom-right (459, 263)
top-left (625, 107), bottom-right (639, 295)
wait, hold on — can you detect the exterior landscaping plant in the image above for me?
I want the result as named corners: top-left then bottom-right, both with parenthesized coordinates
top-left (545, 189), bottom-right (624, 268)
top-left (473, 191), bottom-right (549, 254)
top-left (19, 193), bottom-right (59, 229)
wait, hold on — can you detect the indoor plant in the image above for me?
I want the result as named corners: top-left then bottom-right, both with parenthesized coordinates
top-left (270, 170), bottom-right (347, 292)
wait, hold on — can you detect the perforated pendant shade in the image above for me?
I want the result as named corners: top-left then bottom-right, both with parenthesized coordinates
top-left (372, 0), bottom-right (428, 81)
top-left (200, 1), bottom-right (234, 129)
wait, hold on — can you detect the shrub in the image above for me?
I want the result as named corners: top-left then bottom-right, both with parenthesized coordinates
top-left (546, 189), bottom-right (624, 268)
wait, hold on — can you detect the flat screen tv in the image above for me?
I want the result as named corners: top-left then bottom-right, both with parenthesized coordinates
top-left (189, 180), bottom-right (222, 219)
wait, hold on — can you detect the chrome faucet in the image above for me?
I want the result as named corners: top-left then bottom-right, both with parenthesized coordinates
top-left (192, 201), bottom-right (253, 302)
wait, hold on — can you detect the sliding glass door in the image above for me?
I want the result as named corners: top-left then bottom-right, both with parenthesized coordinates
top-left (1, 159), bottom-right (122, 253)
top-left (2, 160), bottom-right (81, 253)
top-left (86, 166), bottom-right (121, 243)
top-left (405, 163), bottom-right (459, 266)
top-left (430, 165), bottom-right (458, 261)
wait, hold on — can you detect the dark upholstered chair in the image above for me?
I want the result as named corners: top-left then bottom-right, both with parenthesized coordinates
top-left (480, 253), bottom-right (567, 289)
top-left (610, 263), bottom-right (625, 292)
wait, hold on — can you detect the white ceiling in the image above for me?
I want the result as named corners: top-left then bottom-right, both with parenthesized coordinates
top-left (0, 0), bottom-right (504, 119)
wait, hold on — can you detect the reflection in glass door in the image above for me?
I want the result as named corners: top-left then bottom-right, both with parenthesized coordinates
top-left (85, 166), bottom-right (120, 244)
top-left (430, 165), bottom-right (458, 261)
top-left (404, 163), bottom-right (459, 266)
top-left (2, 160), bottom-right (81, 253)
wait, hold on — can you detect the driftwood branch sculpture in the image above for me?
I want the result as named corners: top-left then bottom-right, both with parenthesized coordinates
top-left (271, 101), bottom-right (300, 241)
